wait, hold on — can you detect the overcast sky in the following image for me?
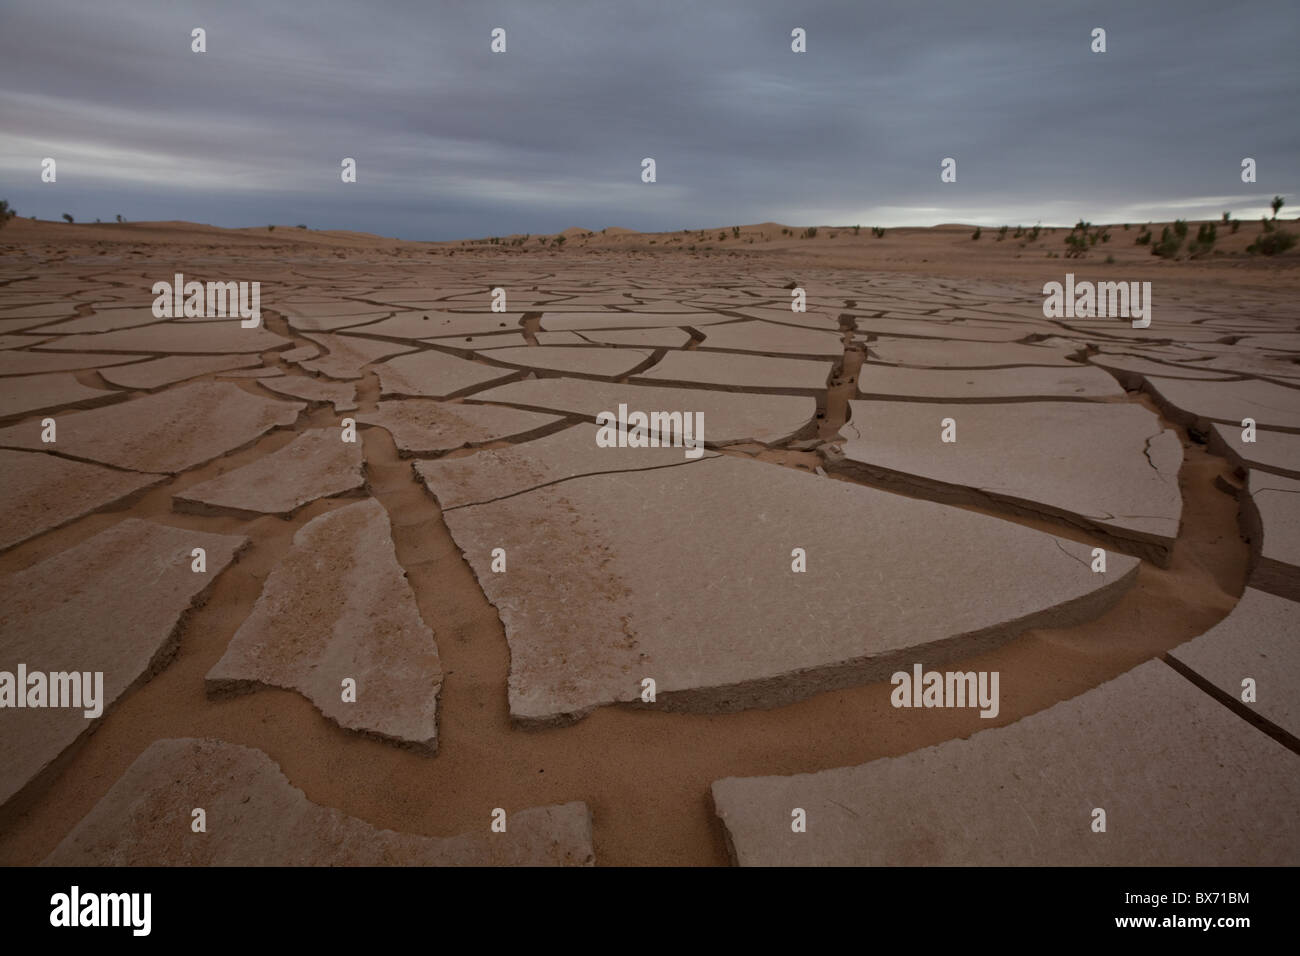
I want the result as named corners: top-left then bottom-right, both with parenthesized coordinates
top-left (1, 0), bottom-right (1296, 240)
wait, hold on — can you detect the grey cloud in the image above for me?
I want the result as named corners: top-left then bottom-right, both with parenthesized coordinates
top-left (0, 0), bottom-right (1295, 238)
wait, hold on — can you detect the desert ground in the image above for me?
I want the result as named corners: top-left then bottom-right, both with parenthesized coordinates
top-left (1, 217), bottom-right (1298, 865)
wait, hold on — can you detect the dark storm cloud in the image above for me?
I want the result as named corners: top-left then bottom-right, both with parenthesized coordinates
top-left (1, 0), bottom-right (1295, 239)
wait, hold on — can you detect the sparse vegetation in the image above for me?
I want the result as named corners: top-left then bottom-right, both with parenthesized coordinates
top-left (1231, 219), bottom-right (1241, 233)
top-left (1247, 225), bottom-right (1296, 255)
top-left (732, 226), bottom-right (740, 238)
top-left (267, 225), bottom-right (275, 232)
top-left (1271, 196), bottom-right (1285, 219)
top-left (971, 226), bottom-right (981, 240)
top-left (853, 224), bottom-right (861, 236)
top-left (996, 225), bottom-right (1008, 241)
top-left (297, 224), bottom-right (307, 229)
top-left (0, 200), bottom-right (15, 229)
top-left (1151, 223), bottom-right (1184, 258)
top-left (62, 213), bottom-right (74, 223)
top-left (1187, 222), bottom-right (1217, 257)
top-left (871, 226), bottom-right (885, 238)
top-left (1222, 211), bottom-right (1231, 223)
top-left (115, 214), bottom-right (125, 223)
top-left (802, 227), bottom-right (818, 239)
top-left (1064, 221), bottom-right (1108, 257)
top-left (1135, 228), bottom-right (1152, 245)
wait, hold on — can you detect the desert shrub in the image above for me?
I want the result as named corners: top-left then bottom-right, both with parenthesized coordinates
top-left (0, 200), bottom-right (14, 228)
top-left (1151, 225), bottom-right (1183, 258)
top-left (1135, 228), bottom-right (1152, 245)
top-left (803, 227), bottom-right (818, 239)
top-left (1231, 219), bottom-right (1241, 234)
top-left (1247, 230), bottom-right (1296, 255)
top-left (1173, 219), bottom-right (1188, 238)
top-left (872, 226), bottom-right (885, 238)
top-left (1222, 211), bottom-right (1231, 223)
top-left (1187, 222), bottom-right (1217, 257)
top-left (1064, 221), bottom-right (1108, 255)
top-left (997, 225), bottom-right (1008, 240)
top-left (971, 226), bottom-right (981, 240)
top-left (1271, 196), bottom-right (1285, 219)
top-left (853, 224), bottom-right (861, 235)
top-left (62, 213), bottom-right (74, 223)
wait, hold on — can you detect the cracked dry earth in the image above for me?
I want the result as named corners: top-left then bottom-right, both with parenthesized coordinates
top-left (2, 253), bottom-right (1299, 866)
